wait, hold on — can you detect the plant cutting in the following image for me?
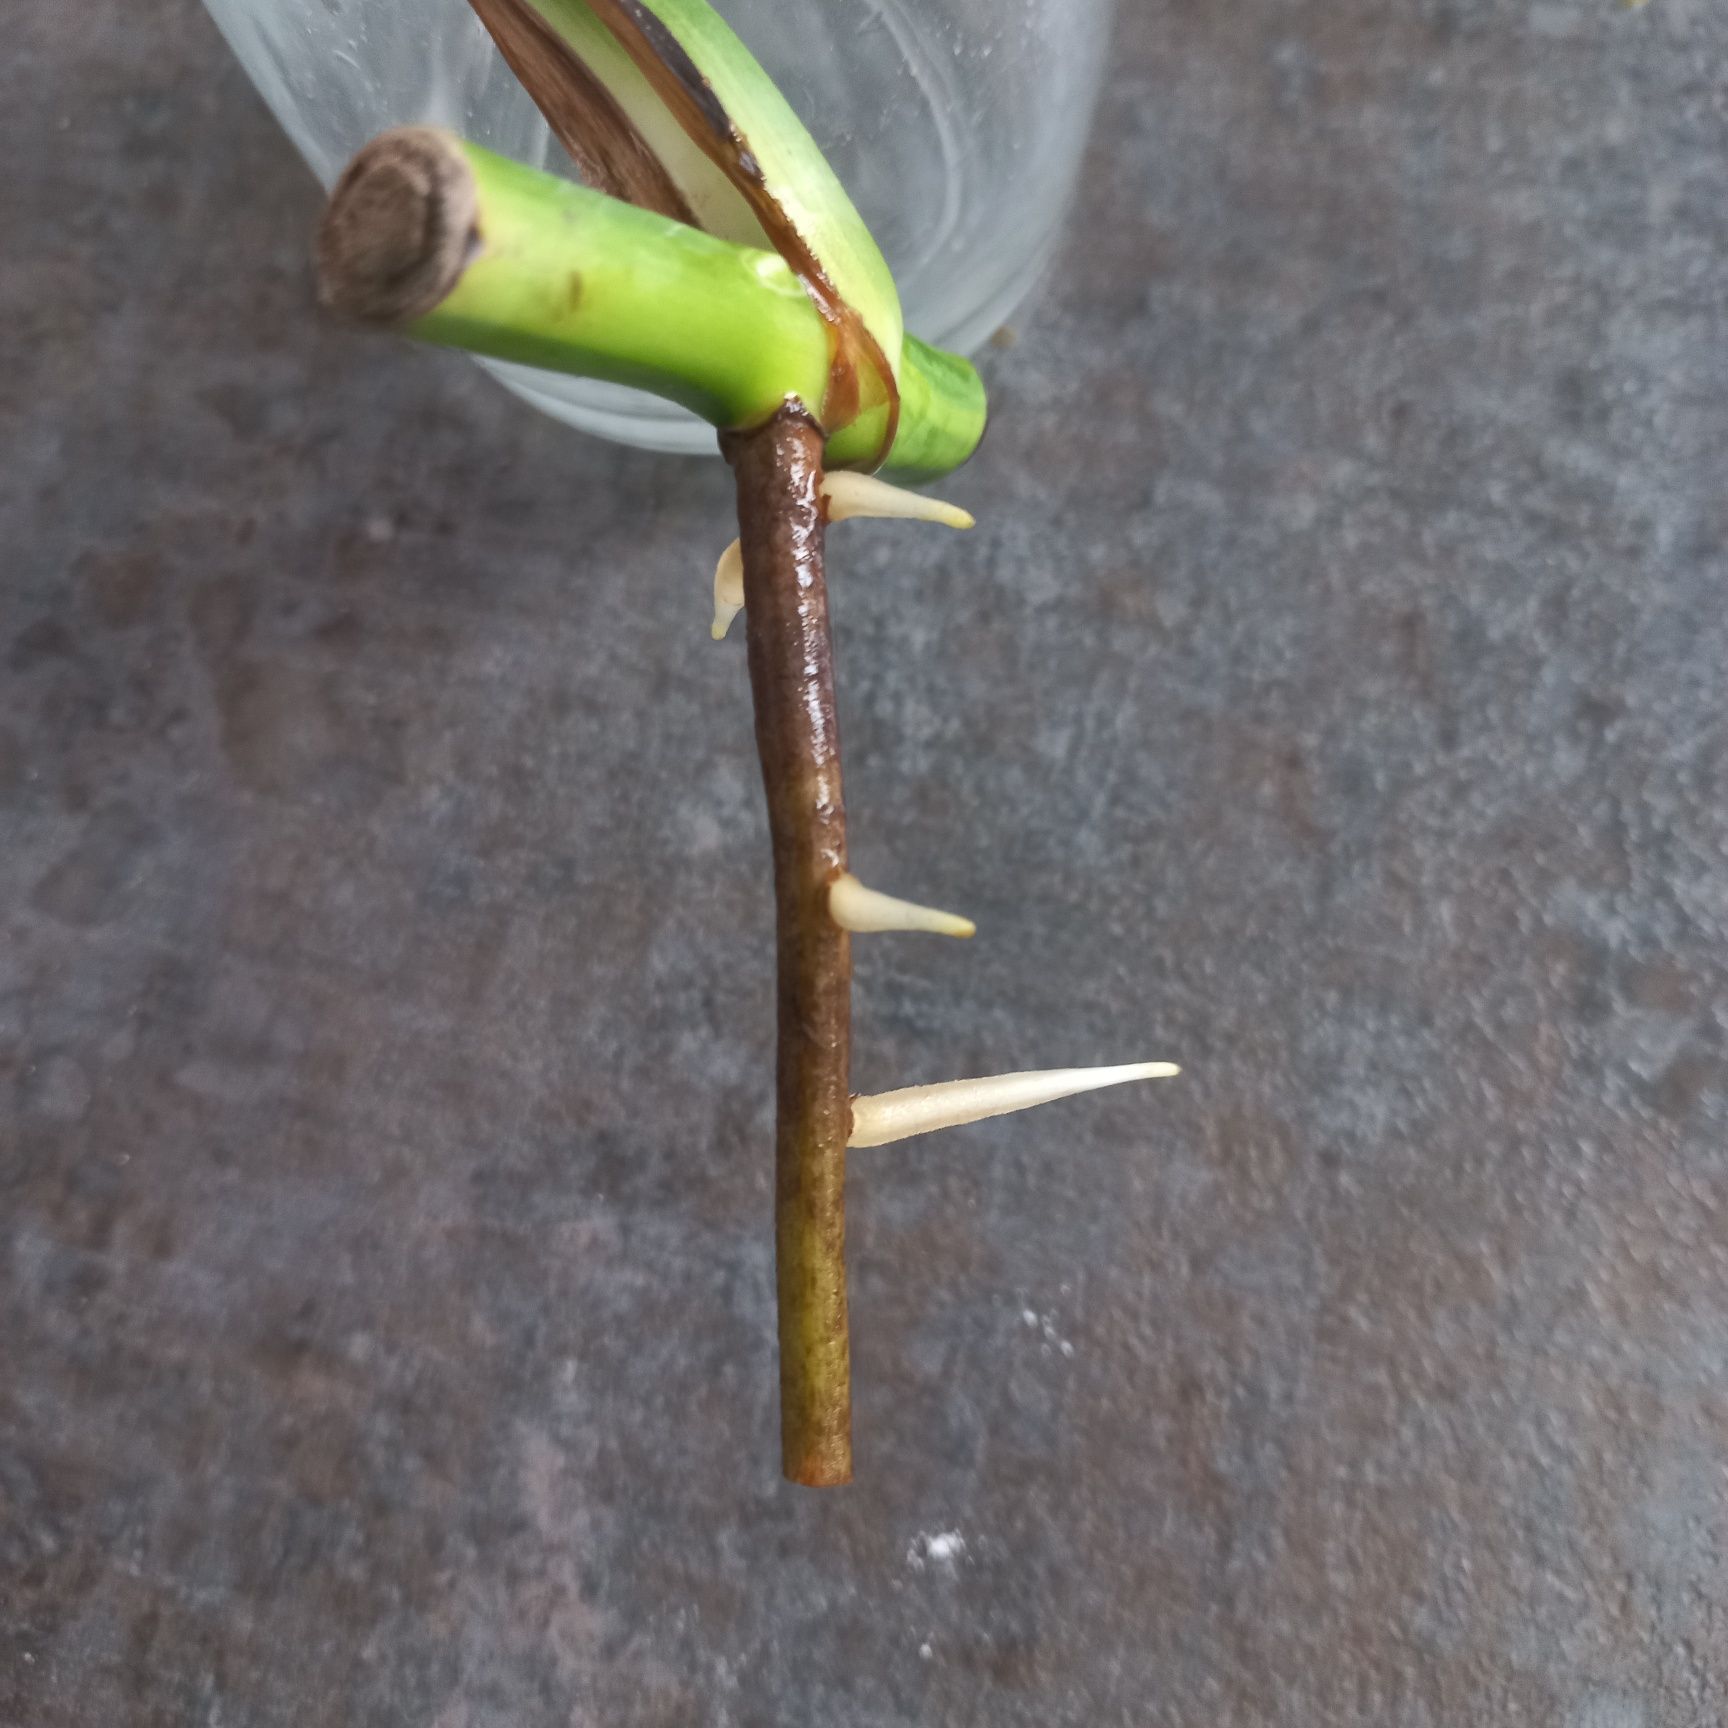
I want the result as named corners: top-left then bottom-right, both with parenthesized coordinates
top-left (313, 0), bottom-right (1177, 1487)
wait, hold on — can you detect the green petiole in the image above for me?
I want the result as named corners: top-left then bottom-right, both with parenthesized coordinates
top-left (318, 130), bottom-right (986, 478)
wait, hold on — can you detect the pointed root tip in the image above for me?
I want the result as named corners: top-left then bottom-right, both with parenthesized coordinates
top-left (827, 872), bottom-right (975, 938)
top-left (849, 1061), bottom-right (1180, 1149)
top-left (821, 472), bottom-right (975, 531)
top-left (710, 539), bottom-right (744, 640)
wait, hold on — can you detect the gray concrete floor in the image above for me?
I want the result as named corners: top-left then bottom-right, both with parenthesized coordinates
top-left (5, 2), bottom-right (1728, 1723)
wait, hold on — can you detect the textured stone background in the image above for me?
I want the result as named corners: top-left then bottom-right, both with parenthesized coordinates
top-left (5, 1), bottom-right (1727, 1723)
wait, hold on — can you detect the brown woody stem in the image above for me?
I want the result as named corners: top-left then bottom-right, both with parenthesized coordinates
top-left (723, 404), bottom-right (853, 1488)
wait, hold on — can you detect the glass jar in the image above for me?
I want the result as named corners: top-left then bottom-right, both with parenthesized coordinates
top-left (203, 0), bottom-right (1115, 452)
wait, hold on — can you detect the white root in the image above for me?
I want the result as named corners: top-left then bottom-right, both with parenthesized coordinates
top-left (711, 538), bottom-right (745, 641)
top-left (848, 1062), bottom-right (1180, 1149)
top-left (822, 471), bottom-right (974, 530)
top-left (709, 475), bottom-right (973, 640)
top-left (827, 871), bottom-right (975, 938)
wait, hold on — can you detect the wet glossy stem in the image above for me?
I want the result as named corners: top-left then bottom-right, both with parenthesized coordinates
top-left (724, 405), bottom-right (853, 1488)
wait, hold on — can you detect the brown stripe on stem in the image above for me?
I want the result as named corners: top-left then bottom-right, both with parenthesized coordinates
top-left (724, 404), bottom-right (853, 1488)
top-left (466, 0), bottom-right (696, 222)
top-left (589, 0), bottom-right (901, 462)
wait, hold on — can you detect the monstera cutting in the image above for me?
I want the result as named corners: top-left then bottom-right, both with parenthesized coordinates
top-left (313, 0), bottom-right (1177, 1487)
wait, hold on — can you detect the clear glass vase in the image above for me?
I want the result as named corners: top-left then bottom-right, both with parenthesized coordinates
top-left (204, 0), bottom-right (1115, 453)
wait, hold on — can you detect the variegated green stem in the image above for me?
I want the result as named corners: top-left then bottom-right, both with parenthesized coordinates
top-left (316, 129), bottom-right (985, 478)
top-left (465, 0), bottom-right (909, 463)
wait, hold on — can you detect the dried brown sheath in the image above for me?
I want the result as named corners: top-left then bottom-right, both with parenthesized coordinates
top-left (464, 0), bottom-right (900, 462)
top-left (724, 405), bottom-right (853, 1487)
top-left (584, 0), bottom-right (900, 455)
top-left (466, 0), bottom-right (696, 220)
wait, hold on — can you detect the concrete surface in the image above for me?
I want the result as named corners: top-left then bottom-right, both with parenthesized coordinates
top-left (4, 1), bottom-right (1727, 1723)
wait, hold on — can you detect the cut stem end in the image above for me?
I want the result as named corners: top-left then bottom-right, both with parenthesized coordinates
top-left (317, 127), bottom-right (479, 326)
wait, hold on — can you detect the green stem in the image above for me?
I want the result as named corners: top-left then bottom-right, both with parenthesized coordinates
top-left (317, 128), bottom-right (985, 477)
